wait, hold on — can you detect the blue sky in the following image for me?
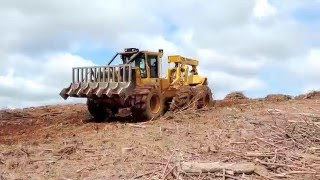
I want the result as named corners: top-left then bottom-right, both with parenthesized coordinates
top-left (0, 0), bottom-right (319, 108)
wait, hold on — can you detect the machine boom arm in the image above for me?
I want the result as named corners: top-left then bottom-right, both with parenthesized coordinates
top-left (168, 55), bottom-right (198, 66)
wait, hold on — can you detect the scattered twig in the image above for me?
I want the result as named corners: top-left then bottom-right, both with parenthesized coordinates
top-left (143, 161), bottom-right (167, 166)
top-left (128, 124), bottom-right (146, 128)
top-left (255, 159), bottom-right (317, 172)
top-left (180, 162), bottom-right (256, 174)
top-left (163, 166), bottom-right (176, 179)
top-left (216, 173), bottom-right (242, 180)
top-left (276, 171), bottom-right (318, 176)
top-left (162, 151), bottom-right (176, 180)
top-left (133, 169), bottom-right (161, 179)
top-left (172, 170), bottom-right (184, 180)
top-left (255, 136), bottom-right (282, 148)
top-left (246, 152), bottom-right (277, 157)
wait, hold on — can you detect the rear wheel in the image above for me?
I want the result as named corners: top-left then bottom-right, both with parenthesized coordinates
top-left (194, 85), bottom-right (213, 108)
top-left (87, 99), bottom-right (110, 122)
top-left (170, 86), bottom-right (194, 111)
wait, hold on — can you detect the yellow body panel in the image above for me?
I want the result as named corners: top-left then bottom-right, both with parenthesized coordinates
top-left (168, 55), bottom-right (198, 66)
top-left (135, 53), bottom-right (207, 99)
top-left (188, 75), bottom-right (207, 85)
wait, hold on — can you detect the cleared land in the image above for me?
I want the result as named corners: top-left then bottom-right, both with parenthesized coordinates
top-left (0, 93), bottom-right (319, 179)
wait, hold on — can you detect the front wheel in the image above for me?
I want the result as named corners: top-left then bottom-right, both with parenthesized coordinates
top-left (87, 99), bottom-right (110, 122)
top-left (132, 88), bottom-right (165, 121)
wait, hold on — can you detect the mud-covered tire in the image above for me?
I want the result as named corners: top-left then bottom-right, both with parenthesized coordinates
top-left (170, 86), bottom-right (194, 111)
top-left (108, 106), bottom-right (119, 116)
top-left (194, 85), bottom-right (213, 108)
top-left (87, 99), bottom-right (110, 122)
top-left (163, 98), bottom-right (172, 113)
top-left (132, 88), bottom-right (164, 121)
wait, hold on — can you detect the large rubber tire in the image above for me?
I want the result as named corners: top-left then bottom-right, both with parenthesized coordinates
top-left (194, 85), bottom-right (213, 108)
top-left (170, 86), bottom-right (194, 111)
top-left (87, 99), bottom-right (110, 122)
top-left (132, 88), bottom-right (165, 121)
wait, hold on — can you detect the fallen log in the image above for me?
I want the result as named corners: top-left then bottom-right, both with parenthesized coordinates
top-left (180, 162), bottom-right (256, 174)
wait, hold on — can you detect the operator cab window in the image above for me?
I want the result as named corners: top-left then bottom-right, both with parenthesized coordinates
top-left (135, 54), bottom-right (147, 78)
top-left (147, 55), bottom-right (158, 78)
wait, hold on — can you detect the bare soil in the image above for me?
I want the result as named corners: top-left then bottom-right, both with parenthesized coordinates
top-left (0, 96), bottom-right (320, 179)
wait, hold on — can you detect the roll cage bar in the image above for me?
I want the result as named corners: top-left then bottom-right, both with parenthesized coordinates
top-left (107, 52), bottom-right (141, 66)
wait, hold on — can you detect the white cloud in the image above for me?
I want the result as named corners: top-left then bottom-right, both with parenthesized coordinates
top-left (204, 70), bottom-right (266, 99)
top-left (0, 53), bottom-right (94, 108)
top-left (0, 0), bottom-right (319, 108)
top-left (197, 48), bottom-right (265, 76)
top-left (289, 49), bottom-right (320, 93)
top-left (253, 0), bottom-right (277, 18)
top-left (300, 49), bottom-right (320, 78)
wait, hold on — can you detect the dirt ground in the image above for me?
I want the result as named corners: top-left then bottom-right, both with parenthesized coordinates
top-left (0, 96), bottom-right (319, 179)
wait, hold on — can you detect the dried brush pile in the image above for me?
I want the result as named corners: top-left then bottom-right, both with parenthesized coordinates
top-left (224, 91), bottom-right (248, 100)
top-left (295, 91), bottom-right (320, 100)
top-left (265, 94), bottom-right (292, 102)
